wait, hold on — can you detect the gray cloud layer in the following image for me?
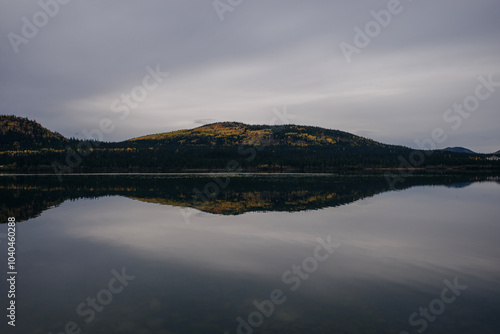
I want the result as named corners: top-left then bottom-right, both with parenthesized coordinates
top-left (1, 0), bottom-right (499, 152)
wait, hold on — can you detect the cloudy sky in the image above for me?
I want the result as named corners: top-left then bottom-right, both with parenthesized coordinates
top-left (1, 0), bottom-right (499, 152)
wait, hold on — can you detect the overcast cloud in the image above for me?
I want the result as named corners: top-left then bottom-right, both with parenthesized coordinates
top-left (1, 0), bottom-right (499, 152)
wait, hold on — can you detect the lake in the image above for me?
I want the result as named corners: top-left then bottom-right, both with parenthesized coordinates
top-left (1, 174), bottom-right (499, 334)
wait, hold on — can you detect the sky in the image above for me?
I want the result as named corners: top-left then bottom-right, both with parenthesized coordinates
top-left (1, 0), bottom-right (499, 152)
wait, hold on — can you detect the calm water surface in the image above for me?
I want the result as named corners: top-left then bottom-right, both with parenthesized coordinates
top-left (0, 175), bottom-right (499, 333)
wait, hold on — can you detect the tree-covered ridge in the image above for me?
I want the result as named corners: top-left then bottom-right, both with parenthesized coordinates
top-left (128, 121), bottom-right (391, 149)
top-left (0, 115), bottom-right (498, 172)
top-left (0, 115), bottom-right (68, 150)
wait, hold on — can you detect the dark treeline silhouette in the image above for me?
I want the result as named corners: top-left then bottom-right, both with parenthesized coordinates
top-left (1, 116), bottom-right (498, 172)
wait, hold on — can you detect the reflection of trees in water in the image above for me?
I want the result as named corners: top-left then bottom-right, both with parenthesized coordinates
top-left (0, 174), bottom-right (494, 222)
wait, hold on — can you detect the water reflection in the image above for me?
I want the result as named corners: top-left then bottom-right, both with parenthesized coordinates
top-left (0, 173), bottom-right (496, 222)
top-left (0, 175), bottom-right (499, 333)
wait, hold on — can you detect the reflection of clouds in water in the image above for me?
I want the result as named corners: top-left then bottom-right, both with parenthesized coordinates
top-left (62, 198), bottom-right (320, 279)
top-left (8, 181), bottom-right (500, 334)
top-left (51, 182), bottom-right (500, 290)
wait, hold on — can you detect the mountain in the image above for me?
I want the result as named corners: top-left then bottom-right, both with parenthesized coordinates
top-left (0, 115), bottom-right (497, 172)
top-left (117, 121), bottom-right (415, 170)
top-left (442, 147), bottom-right (476, 154)
top-left (0, 115), bottom-right (68, 150)
top-left (129, 121), bottom-right (396, 149)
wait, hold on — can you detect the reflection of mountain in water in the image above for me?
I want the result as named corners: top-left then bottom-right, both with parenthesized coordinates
top-left (0, 174), bottom-right (497, 223)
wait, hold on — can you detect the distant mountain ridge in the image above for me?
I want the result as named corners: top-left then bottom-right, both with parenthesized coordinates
top-left (442, 147), bottom-right (476, 154)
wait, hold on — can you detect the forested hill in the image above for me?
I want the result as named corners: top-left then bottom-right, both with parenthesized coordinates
top-left (128, 122), bottom-right (396, 150)
top-left (116, 121), bottom-right (418, 170)
top-left (0, 115), bottom-right (68, 150)
top-left (0, 115), bottom-right (497, 172)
